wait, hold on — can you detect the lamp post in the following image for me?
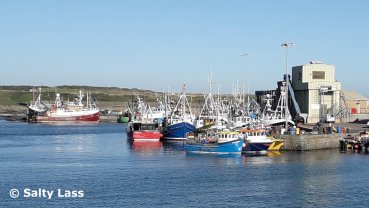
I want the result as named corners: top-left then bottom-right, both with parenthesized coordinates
top-left (280, 41), bottom-right (295, 131)
top-left (240, 53), bottom-right (248, 104)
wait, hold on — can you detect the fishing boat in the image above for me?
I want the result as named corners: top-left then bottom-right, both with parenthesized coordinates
top-left (131, 96), bottom-right (166, 122)
top-left (162, 121), bottom-right (196, 140)
top-left (239, 129), bottom-right (274, 154)
top-left (117, 109), bottom-right (132, 123)
top-left (185, 130), bottom-right (244, 154)
top-left (126, 120), bottom-right (162, 141)
top-left (195, 75), bottom-right (228, 130)
top-left (340, 130), bottom-right (369, 151)
top-left (35, 90), bottom-right (100, 123)
top-left (117, 115), bottom-right (130, 123)
top-left (162, 84), bottom-right (196, 140)
top-left (261, 86), bottom-right (294, 127)
top-left (27, 87), bottom-right (49, 123)
top-left (125, 96), bottom-right (166, 141)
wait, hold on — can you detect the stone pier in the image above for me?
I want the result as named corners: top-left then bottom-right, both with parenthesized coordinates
top-left (281, 134), bottom-right (342, 151)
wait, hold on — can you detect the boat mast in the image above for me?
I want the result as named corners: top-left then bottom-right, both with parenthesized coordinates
top-left (182, 84), bottom-right (186, 118)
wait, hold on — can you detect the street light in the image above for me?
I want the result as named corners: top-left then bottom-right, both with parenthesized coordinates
top-left (280, 41), bottom-right (295, 131)
top-left (240, 53), bottom-right (248, 103)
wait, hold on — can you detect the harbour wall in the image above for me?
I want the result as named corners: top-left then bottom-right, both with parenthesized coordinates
top-left (100, 115), bottom-right (120, 122)
top-left (281, 134), bottom-right (342, 151)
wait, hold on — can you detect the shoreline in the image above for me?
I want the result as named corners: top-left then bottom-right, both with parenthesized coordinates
top-left (0, 114), bottom-right (120, 123)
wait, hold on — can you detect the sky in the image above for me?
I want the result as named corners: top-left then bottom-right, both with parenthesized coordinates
top-left (1, 0), bottom-right (369, 97)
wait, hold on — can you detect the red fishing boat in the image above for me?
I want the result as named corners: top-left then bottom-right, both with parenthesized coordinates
top-left (126, 121), bottom-right (162, 141)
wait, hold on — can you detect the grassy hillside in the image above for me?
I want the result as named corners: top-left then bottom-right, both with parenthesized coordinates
top-left (0, 85), bottom-right (208, 106)
top-left (0, 90), bottom-right (32, 105)
top-left (0, 85), bottom-right (158, 105)
top-left (0, 85), bottom-right (255, 115)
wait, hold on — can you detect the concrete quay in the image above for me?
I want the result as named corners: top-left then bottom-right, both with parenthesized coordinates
top-left (99, 115), bottom-right (120, 122)
top-left (281, 133), bottom-right (342, 151)
top-left (280, 123), bottom-right (368, 151)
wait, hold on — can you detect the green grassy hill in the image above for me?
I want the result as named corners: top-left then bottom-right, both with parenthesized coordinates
top-left (0, 85), bottom-right (159, 105)
top-left (0, 85), bottom-right (255, 115)
top-left (0, 85), bottom-right (208, 113)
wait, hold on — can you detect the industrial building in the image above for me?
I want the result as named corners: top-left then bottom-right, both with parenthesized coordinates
top-left (256, 61), bottom-right (368, 124)
top-left (342, 90), bottom-right (369, 121)
top-left (291, 61), bottom-right (342, 123)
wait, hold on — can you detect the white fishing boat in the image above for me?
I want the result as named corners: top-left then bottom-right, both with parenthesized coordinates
top-left (261, 85), bottom-right (294, 127)
top-left (27, 87), bottom-right (48, 123)
top-left (195, 77), bottom-right (228, 130)
top-left (131, 96), bottom-right (166, 122)
top-left (35, 90), bottom-right (100, 123)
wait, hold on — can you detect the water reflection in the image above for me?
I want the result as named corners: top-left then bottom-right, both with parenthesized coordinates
top-left (185, 152), bottom-right (243, 166)
top-left (162, 140), bottom-right (185, 153)
top-left (280, 149), bottom-right (341, 163)
top-left (271, 150), bottom-right (343, 207)
top-left (266, 151), bottom-right (282, 157)
top-left (51, 134), bottom-right (99, 154)
top-left (241, 152), bottom-right (280, 165)
top-left (127, 139), bottom-right (162, 154)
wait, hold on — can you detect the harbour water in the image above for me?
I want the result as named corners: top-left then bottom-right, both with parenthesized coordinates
top-left (1, 121), bottom-right (369, 207)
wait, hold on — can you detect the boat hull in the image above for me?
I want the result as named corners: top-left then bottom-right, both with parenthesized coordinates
top-left (27, 107), bottom-right (46, 123)
top-left (242, 141), bottom-right (272, 154)
top-left (162, 122), bottom-right (196, 140)
top-left (185, 139), bottom-right (243, 154)
top-left (130, 131), bottom-right (162, 141)
top-left (126, 122), bottom-right (162, 141)
top-left (268, 139), bottom-right (284, 151)
top-left (36, 111), bottom-right (100, 123)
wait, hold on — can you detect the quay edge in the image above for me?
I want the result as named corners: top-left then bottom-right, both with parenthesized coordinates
top-left (281, 134), bottom-right (341, 151)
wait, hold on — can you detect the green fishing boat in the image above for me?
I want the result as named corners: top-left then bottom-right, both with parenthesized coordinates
top-left (117, 110), bottom-right (132, 123)
top-left (117, 115), bottom-right (130, 123)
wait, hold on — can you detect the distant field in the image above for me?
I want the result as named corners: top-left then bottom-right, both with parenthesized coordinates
top-left (0, 90), bottom-right (31, 105)
top-left (0, 85), bottom-right (206, 113)
top-left (0, 85), bottom-right (162, 106)
top-left (0, 85), bottom-right (255, 115)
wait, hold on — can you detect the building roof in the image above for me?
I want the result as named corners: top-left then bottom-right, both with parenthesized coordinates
top-left (343, 90), bottom-right (368, 101)
top-left (293, 61), bottom-right (334, 67)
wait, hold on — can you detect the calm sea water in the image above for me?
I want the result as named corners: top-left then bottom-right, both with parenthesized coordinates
top-left (1, 121), bottom-right (369, 207)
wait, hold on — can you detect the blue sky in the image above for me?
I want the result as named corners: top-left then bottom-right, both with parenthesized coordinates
top-left (1, 0), bottom-right (369, 97)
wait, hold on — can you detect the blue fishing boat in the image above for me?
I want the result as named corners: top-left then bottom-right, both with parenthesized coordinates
top-left (185, 139), bottom-right (243, 154)
top-left (162, 84), bottom-right (196, 140)
top-left (185, 130), bottom-right (244, 154)
top-left (240, 129), bottom-right (274, 154)
top-left (162, 121), bottom-right (196, 140)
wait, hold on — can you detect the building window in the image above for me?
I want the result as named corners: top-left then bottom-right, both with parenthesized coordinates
top-left (312, 71), bottom-right (325, 79)
top-left (298, 72), bottom-right (302, 81)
